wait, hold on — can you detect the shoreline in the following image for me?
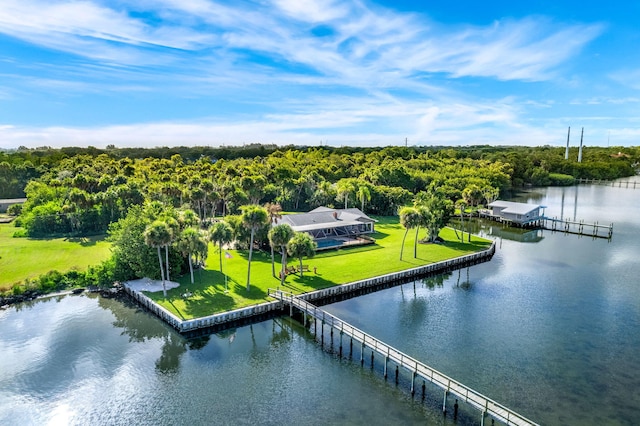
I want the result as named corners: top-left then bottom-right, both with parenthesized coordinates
top-left (125, 241), bottom-right (496, 334)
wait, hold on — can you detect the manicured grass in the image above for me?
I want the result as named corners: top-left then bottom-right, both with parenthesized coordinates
top-left (0, 223), bottom-right (112, 291)
top-left (148, 216), bottom-right (491, 320)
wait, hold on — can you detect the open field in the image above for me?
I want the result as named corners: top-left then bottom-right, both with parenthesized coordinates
top-left (148, 217), bottom-right (491, 320)
top-left (0, 224), bottom-right (111, 291)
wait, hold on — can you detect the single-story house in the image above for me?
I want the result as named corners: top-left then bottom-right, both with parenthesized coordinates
top-left (277, 207), bottom-right (376, 250)
top-left (0, 198), bottom-right (27, 213)
top-left (486, 200), bottom-right (543, 226)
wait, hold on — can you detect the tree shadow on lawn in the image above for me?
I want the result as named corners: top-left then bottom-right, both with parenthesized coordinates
top-left (64, 235), bottom-right (103, 246)
top-left (440, 239), bottom-right (491, 253)
top-left (164, 269), bottom-right (269, 318)
top-left (281, 273), bottom-right (338, 293)
top-left (370, 230), bottom-right (391, 240)
top-left (314, 243), bottom-right (383, 259)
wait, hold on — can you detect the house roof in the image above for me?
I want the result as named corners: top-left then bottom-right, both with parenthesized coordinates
top-left (278, 207), bottom-right (376, 232)
top-left (488, 200), bottom-right (541, 215)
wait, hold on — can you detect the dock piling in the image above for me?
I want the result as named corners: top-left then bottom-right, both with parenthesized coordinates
top-left (269, 289), bottom-right (539, 426)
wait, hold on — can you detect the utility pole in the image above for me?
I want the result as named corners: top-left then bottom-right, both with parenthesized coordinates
top-left (564, 126), bottom-right (570, 160)
top-left (405, 137), bottom-right (408, 147)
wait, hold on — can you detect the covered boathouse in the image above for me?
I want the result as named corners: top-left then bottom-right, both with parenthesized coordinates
top-left (278, 207), bottom-right (376, 250)
top-left (482, 200), bottom-right (544, 228)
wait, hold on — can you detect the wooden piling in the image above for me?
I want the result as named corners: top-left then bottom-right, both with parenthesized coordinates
top-left (270, 289), bottom-right (540, 426)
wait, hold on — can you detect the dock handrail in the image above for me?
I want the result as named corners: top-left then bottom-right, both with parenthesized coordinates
top-left (270, 289), bottom-right (539, 426)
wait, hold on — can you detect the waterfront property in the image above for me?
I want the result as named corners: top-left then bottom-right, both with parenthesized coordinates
top-left (278, 207), bottom-right (376, 250)
top-left (482, 200), bottom-right (543, 227)
top-left (124, 241), bottom-right (496, 333)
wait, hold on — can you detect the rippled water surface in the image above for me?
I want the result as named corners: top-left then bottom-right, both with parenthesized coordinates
top-left (2, 181), bottom-right (639, 425)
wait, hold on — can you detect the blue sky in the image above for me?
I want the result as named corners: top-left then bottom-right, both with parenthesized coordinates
top-left (1, 0), bottom-right (639, 149)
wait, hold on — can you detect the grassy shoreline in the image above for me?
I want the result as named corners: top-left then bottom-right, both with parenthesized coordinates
top-left (147, 217), bottom-right (491, 320)
top-left (0, 223), bottom-right (111, 291)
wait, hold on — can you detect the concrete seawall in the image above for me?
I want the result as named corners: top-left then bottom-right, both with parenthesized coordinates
top-left (124, 241), bottom-right (496, 334)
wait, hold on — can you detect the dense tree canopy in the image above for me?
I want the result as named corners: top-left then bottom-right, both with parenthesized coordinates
top-left (2, 144), bottom-right (637, 239)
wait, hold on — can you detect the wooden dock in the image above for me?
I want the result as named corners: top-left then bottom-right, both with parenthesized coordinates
top-left (269, 289), bottom-right (539, 426)
top-left (478, 211), bottom-right (613, 239)
top-left (578, 178), bottom-right (638, 188)
top-left (543, 217), bottom-right (613, 239)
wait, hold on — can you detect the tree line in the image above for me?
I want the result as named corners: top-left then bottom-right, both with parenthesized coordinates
top-left (2, 144), bottom-right (638, 239)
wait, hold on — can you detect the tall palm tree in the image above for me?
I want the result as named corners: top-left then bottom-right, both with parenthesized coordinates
top-left (287, 232), bottom-right (316, 278)
top-left (144, 220), bottom-right (172, 298)
top-left (414, 206), bottom-right (432, 258)
top-left (200, 179), bottom-right (215, 222)
top-left (210, 221), bottom-right (233, 273)
top-left (268, 224), bottom-right (294, 287)
top-left (399, 206), bottom-right (419, 261)
top-left (177, 227), bottom-right (206, 284)
top-left (357, 184), bottom-right (371, 212)
top-left (265, 202), bottom-right (283, 277)
top-left (164, 217), bottom-right (180, 282)
top-left (241, 205), bottom-right (269, 291)
top-left (455, 199), bottom-right (467, 242)
top-left (336, 179), bottom-right (356, 209)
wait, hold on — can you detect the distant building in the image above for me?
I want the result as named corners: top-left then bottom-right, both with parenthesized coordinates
top-left (484, 200), bottom-right (543, 226)
top-left (278, 207), bottom-right (376, 250)
top-left (0, 198), bottom-right (26, 213)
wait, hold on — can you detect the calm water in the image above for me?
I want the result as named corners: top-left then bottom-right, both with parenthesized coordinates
top-left (2, 181), bottom-right (639, 425)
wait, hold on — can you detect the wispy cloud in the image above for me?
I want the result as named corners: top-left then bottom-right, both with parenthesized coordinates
top-left (0, 0), bottom-right (602, 82)
top-left (0, 1), bottom-right (615, 148)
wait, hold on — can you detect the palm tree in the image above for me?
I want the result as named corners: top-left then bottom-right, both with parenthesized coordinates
top-left (200, 179), bottom-right (215, 221)
top-left (177, 227), bottom-right (206, 284)
top-left (287, 232), bottom-right (316, 278)
top-left (268, 224), bottom-right (294, 287)
top-left (399, 206), bottom-right (419, 261)
top-left (414, 206), bottom-right (432, 258)
top-left (265, 202), bottom-right (283, 277)
top-left (357, 183), bottom-right (371, 212)
top-left (336, 178), bottom-right (356, 209)
top-left (241, 205), bottom-right (269, 291)
top-left (144, 220), bottom-right (172, 298)
top-left (178, 208), bottom-right (200, 230)
top-left (210, 221), bottom-right (233, 273)
top-left (164, 217), bottom-right (180, 282)
top-left (455, 199), bottom-right (467, 242)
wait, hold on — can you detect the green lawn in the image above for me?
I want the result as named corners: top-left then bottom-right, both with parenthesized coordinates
top-left (149, 217), bottom-right (491, 320)
top-left (0, 223), bottom-right (112, 291)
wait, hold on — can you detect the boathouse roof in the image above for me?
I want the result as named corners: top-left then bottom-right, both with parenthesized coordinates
top-left (487, 200), bottom-right (541, 215)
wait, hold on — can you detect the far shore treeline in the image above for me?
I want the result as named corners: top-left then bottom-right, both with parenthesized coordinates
top-left (0, 143), bottom-right (638, 298)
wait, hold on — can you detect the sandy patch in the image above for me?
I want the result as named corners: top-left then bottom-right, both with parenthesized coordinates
top-left (124, 277), bottom-right (181, 293)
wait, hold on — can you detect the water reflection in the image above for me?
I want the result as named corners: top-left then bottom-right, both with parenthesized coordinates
top-left (97, 294), bottom-right (212, 374)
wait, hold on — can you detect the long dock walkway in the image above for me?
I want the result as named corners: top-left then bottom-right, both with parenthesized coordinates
top-left (542, 217), bottom-right (613, 239)
top-left (578, 178), bottom-right (638, 188)
top-left (269, 289), bottom-right (539, 426)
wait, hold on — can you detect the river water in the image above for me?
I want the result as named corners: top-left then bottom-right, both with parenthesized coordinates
top-left (1, 181), bottom-right (639, 425)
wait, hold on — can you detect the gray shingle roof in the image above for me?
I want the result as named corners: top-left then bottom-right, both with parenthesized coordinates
top-left (278, 207), bottom-right (375, 232)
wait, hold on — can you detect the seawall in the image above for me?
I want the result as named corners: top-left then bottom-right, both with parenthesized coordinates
top-left (124, 241), bottom-right (496, 335)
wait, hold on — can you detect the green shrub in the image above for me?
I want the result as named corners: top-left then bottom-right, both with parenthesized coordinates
top-left (12, 228), bottom-right (27, 238)
top-left (7, 203), bottom-right (22, 216)
top-left (548, 173), bottom-right (576, 186)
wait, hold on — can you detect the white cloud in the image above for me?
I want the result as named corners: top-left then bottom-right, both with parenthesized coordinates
top-left (0, 1), bottom-right (616, 148)
top-left (0, 93), bottom-right (599, 148)
top-left (0, 0), bottom-right (602, 82)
